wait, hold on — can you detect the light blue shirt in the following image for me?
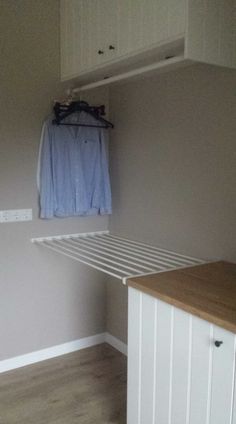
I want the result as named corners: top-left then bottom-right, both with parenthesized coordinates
top-left (38, 112), bottom-right (112, 218)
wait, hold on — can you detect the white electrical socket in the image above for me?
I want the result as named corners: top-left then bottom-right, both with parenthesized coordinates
top-left (0, 209), bottom-right (32, 223)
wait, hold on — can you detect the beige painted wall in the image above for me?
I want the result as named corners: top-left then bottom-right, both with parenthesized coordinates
top-left (1, 2), bottom-right (236, 358)
top-left (107, 64), bottom-right (236, 343)
top-left (0, 0), bottom-right (108, 361)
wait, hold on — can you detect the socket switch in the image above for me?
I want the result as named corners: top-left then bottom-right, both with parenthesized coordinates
top-left (0, 209), bottom-right (32, 223)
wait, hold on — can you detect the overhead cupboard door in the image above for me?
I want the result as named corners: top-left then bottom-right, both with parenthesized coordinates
top-left (127, 287), bottom-right (236, 424)
top-left (60, 0), bottom-right (91, 78)
top-left (141, 0), bottom-right (186, 48)
top-left (87, 0), bottom-right (118, 68)
top-left (117, 0), bottom-right (144, 56)
top-left (60, 0), bottom-right (77, 79)
top-left (99, 0), bottom-right (118, 64)
top-left (118, 0), bottom-right (186, 57)
top-left (60, 0), bottom-right (118, 79)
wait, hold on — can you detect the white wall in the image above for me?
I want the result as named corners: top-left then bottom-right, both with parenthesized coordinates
top-left (107, 64), bottom-right (236, 343)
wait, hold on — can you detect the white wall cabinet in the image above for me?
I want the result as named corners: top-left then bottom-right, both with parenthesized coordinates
top-left (128, 287), bottom-right (236, 424)
top-left (60, 0), bottom-right (236, 84)
top-left (60, 0), bottom-right (185, 80)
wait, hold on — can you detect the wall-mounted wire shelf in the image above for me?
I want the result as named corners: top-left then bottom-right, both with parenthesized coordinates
top-left (31, 231), bottom-right (205, 284)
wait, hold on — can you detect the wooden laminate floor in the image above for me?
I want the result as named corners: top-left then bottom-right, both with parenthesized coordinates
top-left (0, 343), bottom-right (127, 424)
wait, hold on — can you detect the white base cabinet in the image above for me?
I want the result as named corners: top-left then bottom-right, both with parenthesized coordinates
top-left (127, 287), bottom-right (236, 424)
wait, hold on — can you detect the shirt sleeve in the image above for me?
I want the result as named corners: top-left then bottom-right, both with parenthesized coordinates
top-left (39, 121), bottom-right (54, 219)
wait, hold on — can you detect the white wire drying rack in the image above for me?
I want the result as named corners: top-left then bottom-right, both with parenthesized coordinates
top-left (31, 231), bottom-right (204, 284)
top-left (31, 231), bottom-right (203, 284)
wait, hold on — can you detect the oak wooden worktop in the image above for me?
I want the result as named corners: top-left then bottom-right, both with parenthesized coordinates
top-left (128, 261), bottom-right (236, 333)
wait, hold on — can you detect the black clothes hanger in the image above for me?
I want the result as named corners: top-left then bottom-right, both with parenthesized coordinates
top-left (52, 101), bottom-right (114, 129)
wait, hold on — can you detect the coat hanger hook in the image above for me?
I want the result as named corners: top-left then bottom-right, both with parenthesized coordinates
top-left (67, 87), bottom-right (83, 103)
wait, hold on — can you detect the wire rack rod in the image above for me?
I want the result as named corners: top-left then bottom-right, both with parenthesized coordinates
top-left (90, 235), bottom-right (194, 267)
top-left (70, 236), bottom-right (169, 269)
top-left (62, 238), bottom-right (155, 272)
top-left (31, 231), bottom-right (205, 284)
top-left (55, 239), bottom-right (155, 274)
top-left (40, 240), bottom-right (125, 280)
top-left (99, 234), bottom-right (202, 263)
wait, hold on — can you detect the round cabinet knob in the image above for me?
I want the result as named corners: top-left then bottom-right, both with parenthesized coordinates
top-left (109, 45), bottom-right (115, 50)
top-left (214, 340), bottom-right (223, 348)
top-left (98, 50), bottom-right (104, 55)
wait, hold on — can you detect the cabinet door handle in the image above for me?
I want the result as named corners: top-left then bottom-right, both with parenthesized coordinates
top-left (98, 50), bottom-right (104, 55)
top-left (214, 340), bottom-right (223, 347)
top-left (109, 45), bottom-right (115, 50)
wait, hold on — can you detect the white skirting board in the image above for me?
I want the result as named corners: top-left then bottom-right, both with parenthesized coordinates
top-left (0, 333), bottom-right (127, 374)
top-left (105, 333), bottom-right (127, 356)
